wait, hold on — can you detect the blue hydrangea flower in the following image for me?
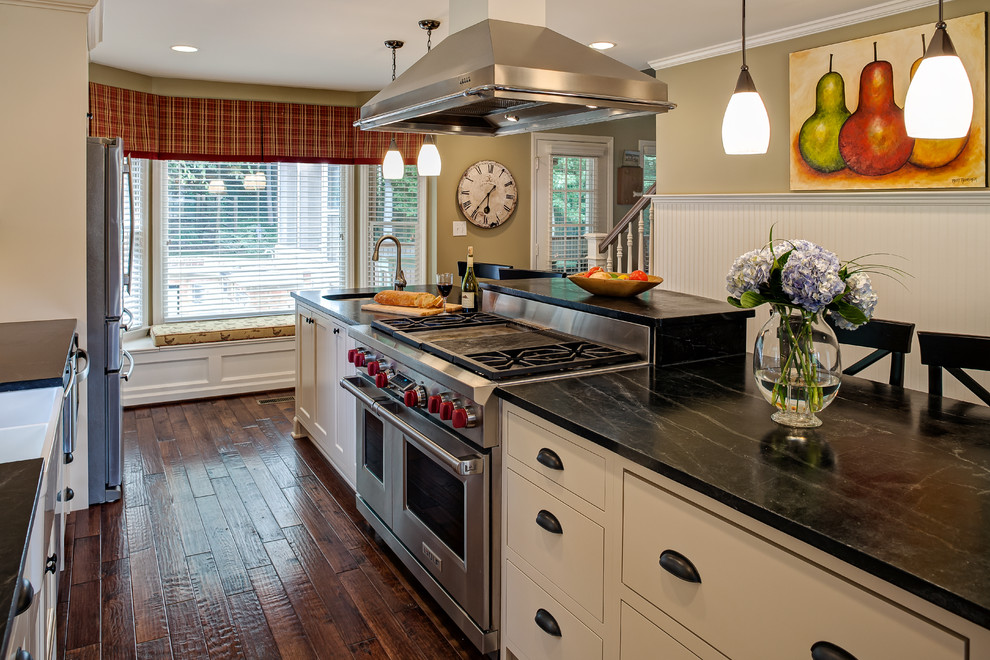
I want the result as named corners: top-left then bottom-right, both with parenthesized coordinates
top-left (725, 247), bottom-right (774, 299)
top-left (829, 272), bottom-right (878, 330)
top-left (779, 242), bottom-right (845, 313)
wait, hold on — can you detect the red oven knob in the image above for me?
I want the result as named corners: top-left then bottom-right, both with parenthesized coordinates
top-left (375, 372), bottom-right (389, 388)
top-left (403, 390), bottom-right (419, 408)
top-left (354, 352), bottom-right (367, 367)
top-left (452, 407), bottom-right (478, 429)
top-left (439, 400), bottom-right (455, 421)
top-left (427, 395), bottom-right (443, 414)
top-left (347, 349), bottom-right (358, 364)
top-left (367, 360), bottom-right (380, 376)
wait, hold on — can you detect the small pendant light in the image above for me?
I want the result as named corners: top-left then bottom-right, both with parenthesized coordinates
top-left (904, 0), bottom-right (973, 139)
top-left (721, 0), bottom-right (770, 155)
top-left (382, 40), bottom-right (405, 180)
top-left (416, 20), bottom-right (442, 176)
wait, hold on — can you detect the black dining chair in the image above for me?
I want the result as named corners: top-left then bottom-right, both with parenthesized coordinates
top-left (917, 331), bottom-right (990, 405)
top-left (825, 317), bottom-right (915, 387)
top-left (457, 261), bottom-right (512, 279)
top-left (495, 268), bottom-right (564, 280)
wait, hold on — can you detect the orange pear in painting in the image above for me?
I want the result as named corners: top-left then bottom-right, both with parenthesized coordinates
top-left (838, 44), bottom-right (914, 176)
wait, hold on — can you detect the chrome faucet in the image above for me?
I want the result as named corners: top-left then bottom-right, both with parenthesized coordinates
top-left (372, 234), bottom-right (406, 291)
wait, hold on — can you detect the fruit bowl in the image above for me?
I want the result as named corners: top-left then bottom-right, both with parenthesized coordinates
top-left (567, 273), bottom-right (664, 298)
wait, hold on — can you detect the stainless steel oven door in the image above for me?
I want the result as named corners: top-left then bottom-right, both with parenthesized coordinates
top-left (348, 378), bottom-right (392, 527)
top-left (388, 405), bottom-right (491, 631)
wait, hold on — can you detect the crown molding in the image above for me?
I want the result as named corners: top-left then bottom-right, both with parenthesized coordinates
top-left (0, 0), bottom-right (97, 12)
top-left (649, 0), bottom-right (941, 70)
top-left (647, 191), bottom-right (990, 207)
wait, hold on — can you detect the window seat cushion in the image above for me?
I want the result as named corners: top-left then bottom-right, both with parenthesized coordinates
top-left (149, 314), bottom-right (295, 347)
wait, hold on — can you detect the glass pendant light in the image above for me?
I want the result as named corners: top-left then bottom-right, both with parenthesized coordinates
top-left (382, 40), bottom-right (405, 180)
top-left (416, 20), bottom-right (442, 176)
top-left (721, 0), bottom-right (770, 155)
top-left (904, 0), bottom-right (973, 139)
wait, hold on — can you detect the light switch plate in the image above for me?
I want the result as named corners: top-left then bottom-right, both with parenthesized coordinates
top-left (452, 221), bottom-right (467, 236)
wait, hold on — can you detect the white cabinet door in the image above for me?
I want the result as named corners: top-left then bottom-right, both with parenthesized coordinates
top-left (330, 319), bottom-right (357, 487)
top-left (295, 309), bottom-right (317, 431)
top-left (312, 316), bottom-right (335, 449)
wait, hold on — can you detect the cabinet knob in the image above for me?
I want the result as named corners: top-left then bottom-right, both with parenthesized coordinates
top-left (536, 447), bottom-right (564, 471)
top-left (333, 327), bottom-right (340, 334)
top-left (59, 487), bottom-right (74, 502)
top-left (15, 648), bottom-right (32, 660)
top-left (15, 578), bottom-right (33, 615)
top-left (534, 608), bottom-right (562, 637)
top-left (659, 549), bottom-right (702, 584)
top-left (811, 641), bottom-right (858, 660)
top-left (46, 554), bottom-right (58, 574)
top-left (535, 509), bottom-right (563, 535)
top-left (64, 451), bottom-right (74, 464)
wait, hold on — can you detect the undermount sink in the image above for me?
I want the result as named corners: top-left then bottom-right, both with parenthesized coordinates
top-left (322, 292), bottom-right (378, 301)
top-left (0, 387), bottom-right (59, 462)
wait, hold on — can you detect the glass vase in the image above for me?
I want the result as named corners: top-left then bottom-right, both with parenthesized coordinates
top-left (753, 305), bottom-right (841, 428)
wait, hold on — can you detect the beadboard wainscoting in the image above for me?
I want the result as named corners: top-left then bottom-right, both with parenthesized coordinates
top-left (120, 335), bottom-right (295, 406)
top-left (651, 192), bottom-right (990, 403)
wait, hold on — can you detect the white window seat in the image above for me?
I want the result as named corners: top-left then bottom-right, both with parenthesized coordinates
top-left (122, 324), bottom-right (296, 406)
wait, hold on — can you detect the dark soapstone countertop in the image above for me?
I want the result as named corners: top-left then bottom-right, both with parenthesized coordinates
top-left (480, 278), bottom-right (754, 327)
top-left (292, 285), bottom-right (461, 327)
top-left (496, 355), bottom-right (990, 629)
top-left (0, 459), bottom-right (44, 656)
top-left (0, 319), bottom-right (76, 392)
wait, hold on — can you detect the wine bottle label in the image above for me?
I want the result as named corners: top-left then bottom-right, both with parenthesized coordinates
top-left (461, 292), bottom-right (475, 310)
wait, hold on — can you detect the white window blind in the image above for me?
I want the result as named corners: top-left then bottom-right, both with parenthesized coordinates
top-left (364, 165), bottom-right (425, 287)
top-left (160, 161), bottom-right (349, 321)
top-left (122, 157), bottom-right (146, 329)
top-left (549, 155), bottom-right (598, 273)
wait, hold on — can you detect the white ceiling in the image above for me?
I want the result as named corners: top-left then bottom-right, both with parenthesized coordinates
top-left (88, 0), bottom-right (927, 92)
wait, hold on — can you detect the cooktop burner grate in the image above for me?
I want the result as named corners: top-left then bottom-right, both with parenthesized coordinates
top-left (373, 312), bottom-right (505, 334)
top-left (454, 341), bottom-right (639, 380)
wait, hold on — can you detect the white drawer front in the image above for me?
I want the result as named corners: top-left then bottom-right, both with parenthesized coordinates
top-left (621, 472), bottom-right (966, 660)
top-left (505, 411), bottom-right (606, 509)
top-left (504, 559), bottom-right (603, 660)
top-left (506, 469), bottom-right (605, 619)
top-left (620, 601), bottom-right (702, 660)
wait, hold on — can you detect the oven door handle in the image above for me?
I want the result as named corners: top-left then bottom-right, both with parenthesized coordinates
top-left (340, 376), bottom-right (484, 477)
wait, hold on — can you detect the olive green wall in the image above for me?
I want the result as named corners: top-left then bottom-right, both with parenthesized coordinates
top-left (655, 0), bottom-right (989, 193)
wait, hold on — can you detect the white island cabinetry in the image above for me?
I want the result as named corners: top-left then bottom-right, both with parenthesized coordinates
top-left (293, 300), bottom-right (356, 487)
top-left (499, 402), bottom-right (990, 660)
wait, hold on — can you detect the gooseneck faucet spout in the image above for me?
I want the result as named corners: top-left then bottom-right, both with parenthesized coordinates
top-left (372, 234), bottom-right (406, 290)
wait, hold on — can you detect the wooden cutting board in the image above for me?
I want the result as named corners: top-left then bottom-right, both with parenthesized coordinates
top-left (360, 302), bottom-right (463, 316)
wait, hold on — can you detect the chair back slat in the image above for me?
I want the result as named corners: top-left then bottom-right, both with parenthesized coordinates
top-left (918, 331), bottom-right (990, 405)
top-left (826, 318), bottom-right (915, 387)
top-left (496, 269), bottom-right (565, 280)
top-left (457, 261), bottom-right (512, 279)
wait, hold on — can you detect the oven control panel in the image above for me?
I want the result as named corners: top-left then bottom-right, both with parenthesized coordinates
top-left (347, 344), bottom-right (483, 437)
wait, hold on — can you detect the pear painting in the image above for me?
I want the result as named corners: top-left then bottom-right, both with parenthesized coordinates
top-left (788, 13), bottom-right (985, 190)
top-left (799, 55), bottom-right (851, 173)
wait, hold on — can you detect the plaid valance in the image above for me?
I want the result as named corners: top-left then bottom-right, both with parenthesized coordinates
top-left (89, 83), bottom-right (422, 164)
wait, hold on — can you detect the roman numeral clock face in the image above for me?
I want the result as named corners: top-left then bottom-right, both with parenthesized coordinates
top-left (457, 160), bottom-right (517, 228)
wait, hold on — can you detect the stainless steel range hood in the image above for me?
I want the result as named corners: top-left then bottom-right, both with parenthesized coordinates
top-left (355, 19), bottom-right (675, 136)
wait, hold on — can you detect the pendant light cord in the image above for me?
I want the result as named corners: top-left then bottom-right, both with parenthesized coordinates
top-left (741, 0), bottom-right (748, 70)
top-left (391, 47), bottom-right (397, 81)
top-left (937, 0), bottom-right (945, 29)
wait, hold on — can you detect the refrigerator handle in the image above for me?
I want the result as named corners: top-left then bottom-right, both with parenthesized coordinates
top-left (124, 156), bottom-right (136, 295)
top-left (121, 308), bottom-right (133, 331)
top-left (121, 349), bottom-right (135, 382)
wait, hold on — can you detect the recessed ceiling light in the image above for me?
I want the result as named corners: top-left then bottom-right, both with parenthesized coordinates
top-left (171, 45), bottom-right (198, 53)
top-left (589, 41), bottom-right (615, 50)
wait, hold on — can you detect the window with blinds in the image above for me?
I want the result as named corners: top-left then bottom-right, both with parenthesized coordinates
top-left (363, 165), bottom-right (425, 288)
top-left (122, 158), bottom-right (146, 329)
top-left (549, 155), bottom-right (598, 273)
top-left (160, 161), bottom-right (349, 321)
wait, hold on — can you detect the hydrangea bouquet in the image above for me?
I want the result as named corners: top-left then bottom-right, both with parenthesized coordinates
top-left (726, 232), bottom-right (887, 427)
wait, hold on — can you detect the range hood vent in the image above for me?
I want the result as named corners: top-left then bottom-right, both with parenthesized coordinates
top-left (356, 19), bottom-right (675, 136)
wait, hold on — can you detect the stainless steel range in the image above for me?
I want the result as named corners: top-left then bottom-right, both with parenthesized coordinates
top-left (340, 291), bottom-right (650, 655)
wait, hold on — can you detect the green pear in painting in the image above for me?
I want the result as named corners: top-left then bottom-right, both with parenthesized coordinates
top-left (798, 55), bottom-right (851, 173)
top-left (838, 45), bottom-right (914, 176)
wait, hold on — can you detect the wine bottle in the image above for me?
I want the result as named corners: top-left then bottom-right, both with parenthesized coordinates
top-left (461, 246), bottom-right (478, 313)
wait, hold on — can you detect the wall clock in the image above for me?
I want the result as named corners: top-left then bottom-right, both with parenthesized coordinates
top-left (456, 160), bottom-right (517, 228)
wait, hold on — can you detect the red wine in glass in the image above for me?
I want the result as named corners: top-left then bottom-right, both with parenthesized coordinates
top-left (437, 283), bottom-right (453, 298)
top-left (436, 273), bottom-right (454, 313)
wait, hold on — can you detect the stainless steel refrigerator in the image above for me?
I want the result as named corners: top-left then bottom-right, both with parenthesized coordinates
top-left (86, 136), bottom-right (134, 504)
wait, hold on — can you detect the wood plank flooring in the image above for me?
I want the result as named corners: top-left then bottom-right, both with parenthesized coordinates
top-left (57, 391), bottom-right (486, 660)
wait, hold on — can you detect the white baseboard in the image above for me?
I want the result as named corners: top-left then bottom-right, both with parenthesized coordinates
top-left (122, 335), bottom-right (295, 406)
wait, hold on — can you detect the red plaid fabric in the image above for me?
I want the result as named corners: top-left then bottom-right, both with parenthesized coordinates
top-left (88, 83), bottom-right (160, 158)
top-left (263, 103), bottom-right (356, 163)
top-left (352, 129), bottom-right (423, 165)
top-left (158, 96), bottom-right (265, 161)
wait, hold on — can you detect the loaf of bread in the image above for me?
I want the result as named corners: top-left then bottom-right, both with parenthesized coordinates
top-left (373, 290), bottom-right (443, 308)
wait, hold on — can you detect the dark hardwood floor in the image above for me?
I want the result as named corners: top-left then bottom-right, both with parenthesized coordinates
top-left (57, 391), bottom-right (486, 660)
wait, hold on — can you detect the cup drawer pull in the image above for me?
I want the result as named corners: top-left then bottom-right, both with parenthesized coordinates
top-left (659, 549), bottom-right (702, 584)
top-left (535, 509), bottom-right (563, 535)
top-left (534, 608), bottom-right (562, 637)
top-left (811, 641), bottom-right (858, 660)
top-left (536, 447), bottom-right (564, 471)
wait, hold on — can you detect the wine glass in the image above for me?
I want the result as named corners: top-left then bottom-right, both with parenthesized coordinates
top-left (436, 273), bottom-right (454, 314)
